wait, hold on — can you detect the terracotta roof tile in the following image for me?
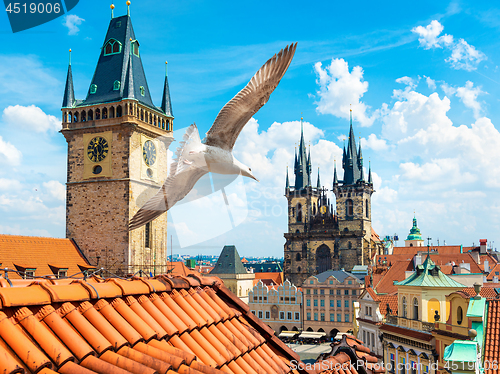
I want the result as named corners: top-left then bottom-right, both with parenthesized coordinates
top-left (0, 273), bottom-right (304, 374)
top-left (378, 293), bottom-right (398, 317)
top-left (373, 261), bottom-right (412, 294)
top-left (485, 300), bottom-right (500, 374)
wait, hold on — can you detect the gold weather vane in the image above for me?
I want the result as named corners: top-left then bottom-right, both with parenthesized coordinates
top-left (110, 3), bottom-right (115, 18)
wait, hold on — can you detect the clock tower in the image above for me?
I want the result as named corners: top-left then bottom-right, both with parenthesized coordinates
top-left (61, 6), bottom-right (173, 275)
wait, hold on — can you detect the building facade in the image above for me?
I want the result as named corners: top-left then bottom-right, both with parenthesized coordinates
top-left (61, 10), bottom-right (173, 275)
top-left (302, 270), bottom-right (363, 337)
top-left (248, 279), bottom-right (302, 333)
top-left (284, 115), bottom-right (382, 286)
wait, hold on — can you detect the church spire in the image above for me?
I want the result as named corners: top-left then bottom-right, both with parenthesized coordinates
top-left (62, 49), bottom-right (75, 108)
top-left (342, 108), bottom-right (362, 185)
top-left (285, 166), bottom-right (290, 191)
top-left (161, 61), bottom-right (173, 117)
top-left (294, 117), bottom-right (310, 190)
top-left (333, 160), bottom-right (338, 185)
top-left (317, 167), bottom-right (321, 189)
top-left (368, 161), bottom-right (372, 184)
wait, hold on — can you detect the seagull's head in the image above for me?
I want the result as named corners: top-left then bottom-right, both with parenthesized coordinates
top-left (235, 159), bottom-right (259, 182)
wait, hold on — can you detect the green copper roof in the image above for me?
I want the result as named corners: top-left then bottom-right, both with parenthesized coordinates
top-left (406, 216), bottom-right (423, 241)
top-left (467, 298), bottom-right (486, 318)
top-left (395, 256), bottom-right (466, 287)
top-left (210, 245), bottom-right (248, 275)
top-left (443, 341), bottom-right (478, 362)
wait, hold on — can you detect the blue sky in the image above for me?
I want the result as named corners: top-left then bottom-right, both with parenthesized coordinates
top-left (1, 0), bottom-right (500, 257)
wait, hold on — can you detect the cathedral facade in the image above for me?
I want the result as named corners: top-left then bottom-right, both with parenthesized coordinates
top-left (61, 9), bottom-right (173, 275)
top-left (283, 115), bottom-right (382, 286)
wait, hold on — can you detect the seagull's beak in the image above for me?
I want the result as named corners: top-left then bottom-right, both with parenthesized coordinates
top-left (251, 174), bottom-right (260, 182)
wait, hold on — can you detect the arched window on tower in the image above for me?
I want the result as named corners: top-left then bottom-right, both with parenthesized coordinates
top-left (366, 200), bottom-right (369, 218)
top-left (348, 242), bottom-right (352, 249)
top-left (296, 253), bottom-right (301, 261)
top-left (104, 38), bottom-right (122, 56)
top-left (297, 203), bottom-right (302, 222)
top-left (313, 203), bottom-right (317, 215)
top-left (402, 297), bottom-right (407, 318)
top-left (131, 40), bottom-right (140, 57)
top-left (346, 199), bottom-right (353, 217)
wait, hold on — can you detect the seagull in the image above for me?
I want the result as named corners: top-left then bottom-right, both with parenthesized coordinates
top-left (129, 43), bottom-right (297, 231)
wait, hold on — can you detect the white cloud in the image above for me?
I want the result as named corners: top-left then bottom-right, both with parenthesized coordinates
top-left (446, 39), bottom-right (486, 71)
top-left (314, 59), bottom-right (376, 127)
top-left (361, 134), bottom-right (388, 151)
top-left (455, 81), bottom-right (485, 119)
top-left (63, 14), bottom-right (85, 35)
top-left (0, 179), bottom-right (22, 191)
top-left (396, 76), bottom-right (417, 89)
top-left (3, 105), bottom-right (60, 133)
top-left (412, 20), bottom-right (485, 71)
top-left (412, 20), bottom-right (453, 49)
top-left (425, 76), bottom-right (436, 90)
top-left (0, 136), bottom-right (22, 165)
top-left (43, 181), bottom-right (66, 201)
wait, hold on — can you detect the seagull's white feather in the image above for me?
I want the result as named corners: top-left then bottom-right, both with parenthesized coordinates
top-left (129, 124), bottom-right (208, 231)
top-left (205, 43), bottom-right (297, 151)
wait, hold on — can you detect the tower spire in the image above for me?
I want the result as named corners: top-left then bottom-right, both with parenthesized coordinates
top-left (110, 3), bottom-right (115, 18)
top-left (127, 0), bottom-right (131, 16)
top-left (62, 49), bottom-right (75, 108)
top-left (161, 61), bottom-right (173, 117)
top-left (368, 160), bottom-right (372, 184)
top-left (294, 116), bottom-right (310, 189)
top-left (333, 159), bottom-right (338, 185)
top-left (317, 167), bottom-right (321, 189)
top-left (285, 166), bottom-right (290, 191)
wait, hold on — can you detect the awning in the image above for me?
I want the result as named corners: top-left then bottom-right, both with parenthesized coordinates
top-left (278, 331), bottom-right (299, 338)
top-left (299, 331), bottom-right (326, 339)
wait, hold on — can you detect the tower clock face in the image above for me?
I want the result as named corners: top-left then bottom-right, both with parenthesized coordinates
top-left (143, 140), bottom-right (156, 167)
top-left (87, 136), bottom-right (109, 162)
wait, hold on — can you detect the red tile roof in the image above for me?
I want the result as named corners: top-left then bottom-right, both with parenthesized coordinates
top-left (0, 235), bottom-right (92, 280)
top-left (485, 299), bottom-right (500, 374)
top-left (452, 287), bottom-right (498, 299)
top-left (253, 272), bottom-right (284, 287)
top-left (373, 261), bottom-right (412, 294)
top-left (0, 273), bottom-right (305, 374)
top-left (314, 334), bottom-right (384, 374)
top-left (392, 246), bottom-right (463, 255)
top-left (379, 324), bottom-right (433, 342)
top-left (365, 287), bottom-right (380, 302)
top-left (487, 263), bottom-right (500, 280)
top-left (378, 293), bottom-right (398, 317)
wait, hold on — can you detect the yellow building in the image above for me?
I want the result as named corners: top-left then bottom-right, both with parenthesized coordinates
top-left (381, 256), bottom-right (466, 374)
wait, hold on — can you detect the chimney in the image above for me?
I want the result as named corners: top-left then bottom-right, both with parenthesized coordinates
top-left (480, 239), bottom-right (487, 254)
top-left (494, 276), bottom-right (498, 283)
top-left (470, 251), bottom-right (480, 265)
top-left (365, 275), bottom-right (371, 286)
top-left (484, 260), bottom-right (490, 273)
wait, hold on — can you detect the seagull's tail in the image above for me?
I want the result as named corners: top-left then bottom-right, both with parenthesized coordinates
top-left (128, 208), bottom-right (166, 231)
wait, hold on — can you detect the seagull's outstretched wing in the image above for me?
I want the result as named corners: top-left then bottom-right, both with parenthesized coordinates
top-left (204, 43), bottom-right (297, 151)
top-left (129, 124), bottom-right (207, 231)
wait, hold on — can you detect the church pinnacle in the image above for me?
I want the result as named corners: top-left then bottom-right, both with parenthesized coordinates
top-left (293, 117), bottom-right (312, 190)
top-left (62, 49), bottom-right (75, 108)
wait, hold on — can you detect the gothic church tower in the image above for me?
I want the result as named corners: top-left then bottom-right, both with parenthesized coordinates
top-left (61, 5), bottom-right (173, 275)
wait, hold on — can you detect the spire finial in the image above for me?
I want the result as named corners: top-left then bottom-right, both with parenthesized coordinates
top-left (126, 0), bottom-right (131, 16)
top-left (300, 115), bottom-right (303, 134)
top-left (69, 49), bottom-right (72, 65)
top-left (111, 3), bottom-right (115, 18)
top-left (350, 104), bottom-right (352, 126)
top-left (165, 61), bottom-right (168, 76)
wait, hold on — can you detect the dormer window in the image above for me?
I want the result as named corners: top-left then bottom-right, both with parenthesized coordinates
top-left (140, 86), bottom-right (145, 96)
top-left (104, 38), bottom-right (122, 56)
top-left (113, 80), bottom-right (121, 91)
top-left (131, 40), bottom-right (140, 57)
top-left (90, 84), bottom-right (97, 94)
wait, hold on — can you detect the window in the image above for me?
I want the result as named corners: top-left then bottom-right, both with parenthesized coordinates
top-left (314, 300), bottom-right (318, 307)
top-left (346, 199), bottom-right (353, 216)
top-left (402, 296), bottom-right (407, 318)
top-left (329, 280), bottom-right (333, 284)
top-left (320, 313), bottom-right (325, 321)
top-left (320, 289), bottom-right (324, 295)
top-left (306, 289), bottom-right (310, 295)
top-left (345, 313), bottom-right (349, 322)
top-left (297, 203), bottom-right (302, 222)
top-left (337, 314), bottom-right (341, 322)
top-left (131, 40), bottom-right (140, 56)
top-left (265, 311), bottom-right (270, 319)
top-left (320, 300), bottom-right (325, 307)
top-left (279, 311), bottom-right (285, 320)
top-left (291, 297), bottom-right (295, 303)
top-left (104, 38), bottom-right (122, 55)
top-left (253, 296), bottom-right (258, 302)
top-left (113, 80), bottom-right (121, 90)
top-left (314, 313), bottom-right (318, 321)
top-left (90, 84), bottom-right (97, 94)
top-left (310, 280), bottom-right (313, 284)
top-left (411, 361), bottom-right (417, 374)
top-left (307, 312), bottom-right (311, 320)
top-left (390, 354), bottom-right (395, 373)
top-left (330, 290), bottom-right (334, 295)
top-left (457, 306), bottom-right (463, 325)
top-left (363, 330), bottom-right (366, 343)
top-left (348, 280), bottom-right (352, 285)
top-left (140, 86), bottom-right (145, 96)
top-left (337, 300), bottom-right (341, 308)
top-left (294, 312), bottom-right (300, 320)
top-left (337, 290), bottom-right (341, 295)
top-left (352, 290), bottom-right (356, 295)
top-left (400, 357), bottom-right (406, 374)
top-left (330, 313), bottom-right (335, 322)
top-left (330, 300), bottom-right (334, 307)
top-left (251, 310), bottom-right (256, 315)
top-left (296, 253), bottom-right (301, 261)
top-left (258, 311), bottom-right (263, 318)
top-left (367, 332), bottom-right (370, 346)
top-left (24, 269), bottom-right (35, 279)
top-left (344, 290), bottom-right (349, 295)
top-left (145, 222), bottom-right (151, 248)
top-left (345, 300), bottom-right (349, 308)
top-left (57, 269), bottom-right (67, 278)
top-left (413, 297), bottom-right (419, 320)
top-left (313, 289), bottom-right (317, 295)
top-left (366, 200), bottom-right (369, 218)
top-left (287, 312), bottom-right (292, 320)
top-left (307, 299), bottom-right (310, 307)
